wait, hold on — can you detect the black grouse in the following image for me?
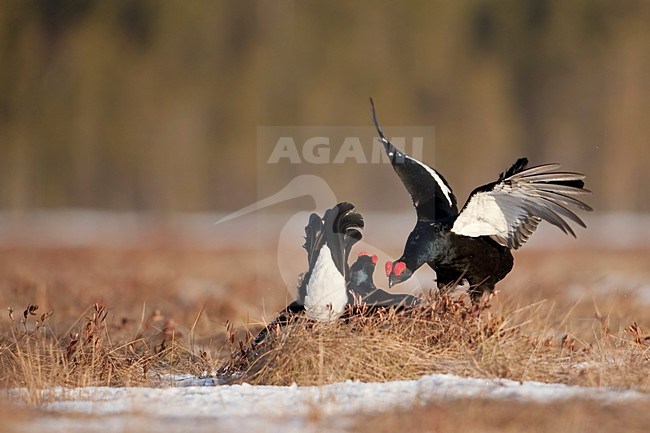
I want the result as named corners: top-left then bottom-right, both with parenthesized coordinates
top-left (254, 203), bottom-right (419, 346)
top-left (370, 99), bottom-right (592, 300)
top-left (253, 202), bottom-right (363, 345)
top-left (299, 202), bottom-right (364, 320)
top-left (348, 251), bottom-right (421, 310)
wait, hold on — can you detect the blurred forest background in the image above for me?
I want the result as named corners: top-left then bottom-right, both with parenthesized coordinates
top-left (1, 0), bottom-right (649, 214)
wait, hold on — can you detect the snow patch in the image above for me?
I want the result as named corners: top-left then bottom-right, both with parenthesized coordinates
top-left (16, 373), bottom-right (648, 433)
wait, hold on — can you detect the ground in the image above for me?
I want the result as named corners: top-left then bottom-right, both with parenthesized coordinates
top-left (0, 238), bottom-right (649, 432)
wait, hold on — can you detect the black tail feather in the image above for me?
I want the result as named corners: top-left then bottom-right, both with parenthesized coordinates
top-left (499, 158), bottom-right (528, 181)
top-left (323, 202), bottom-right (364, 278)
top-left (297, 202), bottom-right (364, 301)
top-left (303, 213), bottom-right (326, 269)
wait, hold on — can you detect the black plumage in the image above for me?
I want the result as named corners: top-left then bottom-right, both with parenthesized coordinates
top-left (347, 252), bottom-right (421, 310)
top-left (371, 98), bottom-right (592, 300)
top-left (297, 202), bottom-right (364, 302)
top-left (253, 205), bottom-right (420, 346)
top-left (253, 202), bottom-right (363, 345)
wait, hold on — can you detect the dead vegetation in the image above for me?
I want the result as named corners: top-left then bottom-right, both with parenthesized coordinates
top-left (221, 293), bottom-right (650, 390)
top-left (0, 302), bottom-right (213, 398)
top-left (0, 246), bottom-right (649, 398)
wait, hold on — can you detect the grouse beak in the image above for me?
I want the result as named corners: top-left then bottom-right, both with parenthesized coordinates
top-left (387, 276), bottom-right (395, 289)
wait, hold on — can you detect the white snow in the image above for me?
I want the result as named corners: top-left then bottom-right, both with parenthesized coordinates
top-left (12, 373), bottom-right (648, 433)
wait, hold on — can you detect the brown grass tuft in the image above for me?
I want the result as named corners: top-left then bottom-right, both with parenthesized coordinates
top-left (221, 292), bottom-right (650, 390)
top-left (0, 302), bottom-right (212, 401)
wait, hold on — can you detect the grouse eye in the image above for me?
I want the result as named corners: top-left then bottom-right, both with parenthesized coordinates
top-left (393, 261), bottom-right (406, 276)
top-left (384, 261), bottom-right (393, 277)
top-left (371, 255), bottom-right (378, 264)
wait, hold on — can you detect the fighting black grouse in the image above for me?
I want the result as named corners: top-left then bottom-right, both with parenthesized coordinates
top-left (295, 201), bottom-right (364, 321)
top-left (253, 202), bottom-right (363, 345)
top-left (370, 99), bottom-right (592, 300)
top-left (348, 251), bottom-right (421, 310)
top-left (254, 203), bottom-right (420, 346)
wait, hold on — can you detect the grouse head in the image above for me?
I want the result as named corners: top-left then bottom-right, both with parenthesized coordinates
top-left (356, 251), bottom-right (378, 265)
top-left (348, 251), bottom-right (378, 284)
top-left (385, 260), bottom-right (412, 288)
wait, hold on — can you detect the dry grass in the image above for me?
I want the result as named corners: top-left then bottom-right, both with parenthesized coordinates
top-left (0, 246), bottom-right (254, 395)
top-left (222, 293), bottom-right (650, 390)
top-left (0, 245), bottom-right (649, 401)
top-left (0, 302), bottom-right (213, 399)
top-left (224, 294), bottom-right (501, 385)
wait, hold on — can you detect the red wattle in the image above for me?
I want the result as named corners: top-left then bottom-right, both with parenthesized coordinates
top-left (393, 261), bottom-right (406, 276)
top-left (384, 260), bottom-right (393, 276)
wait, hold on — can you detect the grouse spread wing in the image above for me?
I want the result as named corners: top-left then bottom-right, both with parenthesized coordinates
top-left (371, 99), bottom-right (458, 222)
top-left (451, 159), bottom-right (592, 249)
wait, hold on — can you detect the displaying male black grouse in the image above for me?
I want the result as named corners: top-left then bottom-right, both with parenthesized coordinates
top-left (253, 203), bottom-right (421, 346)
top-left (370, 99), bottom-right (592, 300)
top-left (348, 251), bottom-right (421, 309)
top-left (253, 202), bottom-right (363, 345)
top-left (299, 202), bottom-right (365, 320)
